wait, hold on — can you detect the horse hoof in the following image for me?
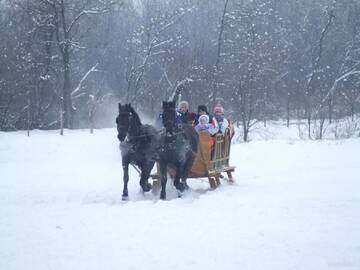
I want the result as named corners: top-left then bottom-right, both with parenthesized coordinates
top-left (141, 183), bottom-right (152, 192)
top-left (183, 183), bottom-right (190, 190)
top-left (175, 183), bottom-right (186, 193)
top-left (122, 195), bottom-right (129, 201)
top-left (160, 192), bottom-right (166, 200)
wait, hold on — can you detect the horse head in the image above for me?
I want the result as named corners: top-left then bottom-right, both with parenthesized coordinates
top-left (116, 103), bottom-right (132, 142)
top-left (162, 101), bottom-right (176, 134)
top-left (116, 103), bottom-right (142, 142)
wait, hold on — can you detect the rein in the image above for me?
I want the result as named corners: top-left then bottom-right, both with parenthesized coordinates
top-left (125, 133), bottom-right (153, 141)
top-left (162, 129), bottom-right (185, 137)
top-left (125, 127), bottom-right (185, 141)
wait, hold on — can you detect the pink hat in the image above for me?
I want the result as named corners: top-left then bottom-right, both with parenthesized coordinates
top-left (214, 104), bottom-right (224, 114)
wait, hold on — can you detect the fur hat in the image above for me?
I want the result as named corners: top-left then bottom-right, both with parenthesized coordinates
top-left (214, 104), bottom-right (224, 114)
top-left (178, 100), bottom-right (189, 110)
top-left (199, 114), bottom-right (209, 124)
top-left (198, 105), bottom-right (208, 113)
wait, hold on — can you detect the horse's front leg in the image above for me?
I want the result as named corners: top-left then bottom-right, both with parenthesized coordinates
top-left (139, 162), bottom-right (154, 193)
top-left (181, 156), bottom-right (195, 190)
top-left (122, 161), bottom-right (130, 200)
top-left (160, 161), bottom-right (168, 200)
top-left (174, 165), bottom-right (185, 193)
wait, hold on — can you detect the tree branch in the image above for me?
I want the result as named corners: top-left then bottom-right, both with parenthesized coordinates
top-left (67, 9), bottom-right (109, 34)
top-left (71, 63), bottom-right (100, 102)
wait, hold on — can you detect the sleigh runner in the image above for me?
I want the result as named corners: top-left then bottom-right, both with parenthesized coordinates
top-left (151, 128), bottom-right (235, 189)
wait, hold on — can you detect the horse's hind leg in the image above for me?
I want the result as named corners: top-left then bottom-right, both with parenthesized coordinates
top-left (122, 162), bottom-right (129, 200)
top-left (139, 162), bottom-right (153, 193)
top-left (160, 162), bottom-right (168, 200)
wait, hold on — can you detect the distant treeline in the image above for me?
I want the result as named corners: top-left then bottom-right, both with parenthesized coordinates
top-left (0, 0), bottom-right (359, 139)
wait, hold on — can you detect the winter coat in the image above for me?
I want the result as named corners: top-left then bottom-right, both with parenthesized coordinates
top-left (215, 115), bottom-right (229, 134)
top-left (194, 123), bottom-right (213, 133)
top-left (193, 114), bottom-right (219, 135)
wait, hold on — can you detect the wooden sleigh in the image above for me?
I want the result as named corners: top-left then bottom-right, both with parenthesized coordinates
top-left (151, 128), bottom-right (235, 189)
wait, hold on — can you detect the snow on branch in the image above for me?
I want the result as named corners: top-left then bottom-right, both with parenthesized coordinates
top-left (176, 77), bottom-right (193, 88)
top-left (327, 70), bottom-right (360, 101)
top-left (67, 9), bottom-right (109, 34)
top-left (71, 63), bottom-right (100, 99)
top-left (306, 1), bottom-right (336, 87)
top-left (149, 50), bottom-right (167, 57)
top-left (69, 40), bottom-right (88, 50)
top-left (314, 69), bottom-right (360, 115)
top-left (151, 38), bottom-right (174, 50)
top-left (156, 7), bottom-right (191, 35)
top-left (160, 68), bottom-right (173, 88)
top-left (169, 78), bottom-right (193, 101)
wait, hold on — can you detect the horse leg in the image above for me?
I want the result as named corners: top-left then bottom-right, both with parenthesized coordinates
top-left (160, 161), bottom-right (168, 200)
top-left (139, 162), bottom-right (153, 193)
top-left (181, 176), bottom-right (190, 190)
top-left (182, 180), bottom-right (190, 190)
top-left (179, 165), bottom-right (190, 190)
top-left (180, 174), bottom-right (189, 191)
top-left (122, 162), bottom-right (129, 200)
top-left (181, 157), bottom-right (195, 191)
top-left (174, 166), bottom-right (185, 193)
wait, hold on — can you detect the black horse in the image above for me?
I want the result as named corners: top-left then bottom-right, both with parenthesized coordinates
top-left (158, 101), bottom-right (199, 200)
top-left (116, 103), bottom-right (160, 200)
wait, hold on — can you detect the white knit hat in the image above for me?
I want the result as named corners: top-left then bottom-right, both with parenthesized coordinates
top-left (199, 114), bottom-right (209, 124)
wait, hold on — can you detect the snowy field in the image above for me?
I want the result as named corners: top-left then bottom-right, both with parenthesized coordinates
top-left (1, 125), bottom-right (360, 270)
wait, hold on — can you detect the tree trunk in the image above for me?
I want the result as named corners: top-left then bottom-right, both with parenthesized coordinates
top-left (328, 95), bottom-right (333, 124)
top-left (89, 110), bottom-right (94, 134)
top-left (212, 0), bottom-right (229, 109)
top-left (319, 116), bottom-right (325, 140)
top-left (60, 98), bottom-right (64, 136)
top-left (243, 126), bottom-right (249, 142)
top-left (27, 91), bottom-right (31, 137)
top-left (242, 116), bottom-right (248, 142)
top-left (88, 95), bottom-right (95, 134)
top-left (286, 97), bottom-right (290, 128)
top-left (307, 111), bottom-right (311, 139)
top-left (62, 46), bottom-right (74, 129)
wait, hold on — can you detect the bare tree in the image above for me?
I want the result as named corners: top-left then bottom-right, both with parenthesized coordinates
top-left (1, 0), bottom-right (359, 137)
top-left (45, 0), bottom-right (111, 129)
top-left (211, 0), bottom-right (229, 109)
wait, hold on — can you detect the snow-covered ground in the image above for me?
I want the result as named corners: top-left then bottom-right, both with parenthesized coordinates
top-left (1, 125), bottom-right (359, 270)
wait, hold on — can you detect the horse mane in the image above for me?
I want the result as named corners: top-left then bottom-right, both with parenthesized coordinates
top-left (127, 104), bottom-right (142, 126)
top-left (162, 101), bottom-right (175, 110)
